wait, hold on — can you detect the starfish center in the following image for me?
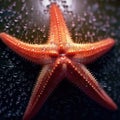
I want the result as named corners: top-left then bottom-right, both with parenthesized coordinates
top-left (58, 47), bottom-right (66, 57)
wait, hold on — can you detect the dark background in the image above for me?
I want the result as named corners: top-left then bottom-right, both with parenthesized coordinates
top-left (0, 0), bottom-right (120, 120)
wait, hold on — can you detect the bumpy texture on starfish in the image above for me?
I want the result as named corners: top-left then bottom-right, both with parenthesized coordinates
top-left (0, 3), bottom-right (117, 120)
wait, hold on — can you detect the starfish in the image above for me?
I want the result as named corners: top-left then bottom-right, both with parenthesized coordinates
top-left (0, 3), bottom-right (117, 120)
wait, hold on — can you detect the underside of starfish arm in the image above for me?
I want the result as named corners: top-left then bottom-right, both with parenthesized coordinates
top-left (67, 38), bottom-right (115, 64)
top-left (0, 32), bottom-right (58, 64)
top-left (67, 62), bottom-right (117, 110)
top-left (23, 61), bottom-right (64, 120)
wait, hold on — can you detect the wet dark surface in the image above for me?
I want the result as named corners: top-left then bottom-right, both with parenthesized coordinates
top-left (0, 0), bottom-right (120, 120)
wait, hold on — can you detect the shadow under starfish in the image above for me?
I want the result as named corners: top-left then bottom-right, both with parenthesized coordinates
top-left (0, 3), bottom-right (117, 120)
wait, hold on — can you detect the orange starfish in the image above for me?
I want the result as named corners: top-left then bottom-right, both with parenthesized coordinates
top-left (0, 3), bottom-right (117, 120)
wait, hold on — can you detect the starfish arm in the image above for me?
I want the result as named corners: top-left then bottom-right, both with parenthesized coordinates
top-left (0, 32), bottom-right (58, 64)
top-left (48, 3), bottom-right (73, 45)
top-left (23, 61), bottom-right (64, 120)
top-left (67, 62), bottom-right (117, 110)
top-left (67, 38), bottom-right (115, 64)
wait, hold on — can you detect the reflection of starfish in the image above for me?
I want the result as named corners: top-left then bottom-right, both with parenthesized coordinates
top-left (0, 3), bottom-right (117, 120)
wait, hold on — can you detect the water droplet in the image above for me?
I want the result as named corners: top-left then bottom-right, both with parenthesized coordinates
top-left (14, 19), bottom-right (18, 23)
top-left (5, 25), bottom-right (9, 29)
